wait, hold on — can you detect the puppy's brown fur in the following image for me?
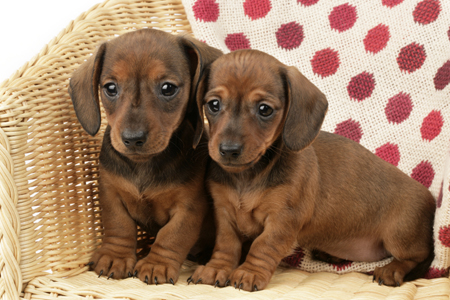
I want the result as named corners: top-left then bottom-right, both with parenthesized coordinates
top-left (69, 29), bottom-right (221, 284)
top-left (191, 49), bottom-right (435, 291)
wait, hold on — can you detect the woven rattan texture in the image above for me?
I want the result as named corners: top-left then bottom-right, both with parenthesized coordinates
top-left (0, 0), bottom-right (448, 299)
top-left (22, 261), bottom-right (450, 300)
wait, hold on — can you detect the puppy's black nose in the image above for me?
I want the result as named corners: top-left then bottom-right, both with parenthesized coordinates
top-left (122, 130), bottom-right (147, 148)
top-left (219, 143), bottom-right (242, 159)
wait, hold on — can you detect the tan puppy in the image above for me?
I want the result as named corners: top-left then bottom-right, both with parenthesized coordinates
top-left (69, 29), bottom-right (221, 284)
top-left (190, 49), bottom-right (435, 291)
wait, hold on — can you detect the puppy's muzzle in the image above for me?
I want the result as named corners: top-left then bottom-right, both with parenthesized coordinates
top-left (219, 143), bottom-right (243, 160)
top-left (122, 129), bottom-right (148, 149)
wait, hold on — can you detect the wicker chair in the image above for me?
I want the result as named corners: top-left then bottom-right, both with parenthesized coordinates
top-left (0, 0), bottom-right (448, 299)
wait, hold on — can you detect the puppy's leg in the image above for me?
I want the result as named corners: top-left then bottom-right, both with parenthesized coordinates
top-left (373, 244), bottom-right (433, 286)
top-left (89, 181), bottom-right (137, 279)
top-left (374, 260), bottom-right (419, 286)
top-left (190, 209), bottom-right (242, 287)
top-left (134, 194), bottom-right (207, 285)
top-left (229, 214), bottom-right (298, 292)
top-left (373, 213), bottom-right (433, 286)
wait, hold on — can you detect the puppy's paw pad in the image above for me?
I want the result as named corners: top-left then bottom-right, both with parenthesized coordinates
top-left (229, 266), bottom-right (270, 292)
top-left (134, 258), bottom-right (179, 285)
top-left (373, 265), bottom-right (405, 287)
top-left (190, 264), bottom-right (232, 286)
top-left (90, 248), bottom-right (136, 279)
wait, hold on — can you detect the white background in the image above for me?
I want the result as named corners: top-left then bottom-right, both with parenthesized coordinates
top-left (0, 1), bottom-right (101, 83)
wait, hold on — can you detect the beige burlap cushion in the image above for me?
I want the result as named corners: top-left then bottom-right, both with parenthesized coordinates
top-left (181, 0), bottom-right (450, 278)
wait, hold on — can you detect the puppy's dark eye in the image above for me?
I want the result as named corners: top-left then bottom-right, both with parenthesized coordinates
top-left (104, 83), bottom-right (118, 97)
top-left (258, 104), bottom-right (273, 117)
top-left (207, 99), bottom-right (221, 113)
top-left (161, 83), bottom-right (178, 97)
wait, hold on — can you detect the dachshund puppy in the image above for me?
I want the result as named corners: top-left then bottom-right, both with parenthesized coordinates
top-left (190, 49), bottom-right (435, 291)
top-left (69, 29), bottom-right (222, 284)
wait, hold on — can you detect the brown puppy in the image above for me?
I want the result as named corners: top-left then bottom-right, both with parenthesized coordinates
top-left (190, 49), bottom-right (435, 291)
top-left (69, 29), bottom-right (221, 284)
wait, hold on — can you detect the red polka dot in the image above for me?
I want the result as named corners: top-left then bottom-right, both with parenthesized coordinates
top-left (434, 60), bottom-right (450, 90)
top-left (421, 110), bottom-right (443, 141)
top-left (334, 119), bottom-right (363, 143)
top-left (411, 161), bottom-right (435, 188)
top-left (413, 0), bottom-right (441, 25)
top-left (425, 267), bottom-right (448, 279)
top-left (347, 72), bottom-right (375, 101)
top-left (298, 0), bottom-right (319, 6)
top-left (437, 181), bottom-right (443, 208)
top-left (385, 92), bottom-right (413, 124)
top-left (224, 33), bottom-right (251, 51)
top-left (382, 0), bottom-right (404, 7)
top-left (282, 248), bottom-right (304, 267)
top-left (397, 43), bottom-right (426, 73)
top-left (375, 143), bottom-right (400, 166)
top-left (439, 225), bottom-right (450, 247)
top-left (276, 22), bottom-right (304, 50)
top-left (311, 48), bottom-right (340, 78)
top-left (244, 0), bottom-right (271, 20)
top-left (448, 26), bottom-right (450, 42)
top-left (329, 4), bottom-right (357, 33)
top-left (364, 24), bottom-right (390, 54)
top-left (193, 0), bottom-right (219, 22)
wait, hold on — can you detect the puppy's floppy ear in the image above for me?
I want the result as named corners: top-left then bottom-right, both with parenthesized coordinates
top-left (68, 43), bottom-right (106, 136)
top-left (179, 36), bottom-right (222, 148)
top-left (282, 66), bottom-right (328, 151)
top-left (193, 64), bottom-right (210, 140)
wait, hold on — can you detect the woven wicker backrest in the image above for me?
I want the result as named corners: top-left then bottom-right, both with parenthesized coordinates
top-left (0, 1), bottom-right (191, 298)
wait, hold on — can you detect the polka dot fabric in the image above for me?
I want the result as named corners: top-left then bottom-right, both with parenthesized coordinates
top-left (182, 0), bottom-right (450, 278)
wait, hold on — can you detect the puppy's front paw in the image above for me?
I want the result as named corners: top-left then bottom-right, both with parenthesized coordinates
top-left (229, 263), bottom-right (272, 292)
top-left (134, 256), bottom-right (180, 285)
top-left (190, 263), bottom-right (233, 287)
top-left (89, 247), bottom-right (137, 279)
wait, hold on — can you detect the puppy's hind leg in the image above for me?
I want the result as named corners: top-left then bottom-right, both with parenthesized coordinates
top-left (373, 216), bottom-right (434, 286)
top-left (373, 257), bottom-right (426, 287)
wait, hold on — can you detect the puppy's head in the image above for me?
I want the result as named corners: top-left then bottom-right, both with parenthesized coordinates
top-left (198, 50), bottom-right (328, 173)
top-left (69, 29), bottom-right (221, 161)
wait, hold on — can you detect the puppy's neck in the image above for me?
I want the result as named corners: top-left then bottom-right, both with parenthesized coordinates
top-left (100, 120), bottom-right (205, 190)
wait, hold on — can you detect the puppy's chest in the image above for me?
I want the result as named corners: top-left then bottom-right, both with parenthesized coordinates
top-left (113, 176), bottom-right (179, 228)
top-left (215, 183), bottom-right (267, 238)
